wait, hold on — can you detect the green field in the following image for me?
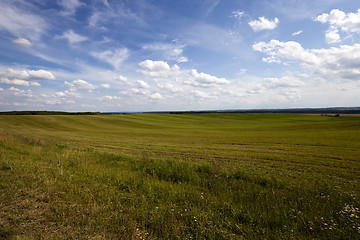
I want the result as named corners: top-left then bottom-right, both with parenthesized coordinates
top-left (0, 113), bottom-right (359, 239)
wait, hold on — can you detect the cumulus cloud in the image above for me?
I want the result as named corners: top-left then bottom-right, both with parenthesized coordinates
top-left (157, 83), bottom-right (183, 93)
top-left (150, 92), bottom-right (162, 100)
top-left (253, 39), bottom-right (360, 81)
top-left (113, 75), bottom-right (128, 83)
top-left (59, 30), bottom-right (88, 44)
top-left (2, 84), bottom-right (82, 107)
top-left (100, 95), bottom-right (121, 101)
top-left (65, 79), bottom-right (97, 91)
top-left (30, 82), bottom-right (41, 87)
top-left (314, 9), bottom-right (360, 43)
top-left (13, 38), bottom-right (33, 47)
top-left (138, 60), bottom-right (229, 88)
top-left (0, 68), bottom-right (55, 86)
top-left (138, 60), bottom-right (179, 78)
top-left (188, 69), bottom-right (229, 87)
top-left (27, 70), bottom-right (56, 80)
top-left (121, 88), bottom-right (150, 97)
top-left (137, 80), bottom-right (150, 89)
top-left (325, 28), bottom-right (341, 44)
top-left (63, 79), bottom-right (111, 93)
top-left (0, 78), bottom-right (30, 86)
top-left (249, 17), bottom-right (279, 32)
top-left (90, 48), bottom-right (129, 69)
top-left (54, 90), bottom-right (80, 98)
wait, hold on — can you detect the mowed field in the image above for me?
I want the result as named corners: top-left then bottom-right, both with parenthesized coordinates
top-left (0, 113), bottom-right (359, 239)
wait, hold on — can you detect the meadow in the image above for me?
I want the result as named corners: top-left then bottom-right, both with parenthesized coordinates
top-left (0, 113), bottom-right (359, 239)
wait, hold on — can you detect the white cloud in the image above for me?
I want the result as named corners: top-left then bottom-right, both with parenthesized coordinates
top-left (58, 0), bottom-right (84, 16)
top-left (90, 48), bottom-right (129, 69)
top-left (100, 95), bottom-right (121, 101)
top-left (189, 69), bottom-right (229, 87)
top-left (100, 83), bottom-right (110, 88)
top-left (176, 57), bottom-right (189, 63)
top-left (264, 76), bottom-right (305, 88)
top-left (138, 60), bottom-right (179, 78)
top-left (142, 43), bottom-right (188, 63)
top-left (150, 93), bottom-right (162, 100)
top-left (253, 40), bottom-right (360, 81)
top-left (0, 78), bottom-right (29, 86)
top-left (292, 30), bottom-right (303, 36)
top-left (13, 38), bottom-right (33, 47)
top-left (325, 27), bottom-right (341, 44)
top-left (157, 83), bottom-right (183, 93)
top-left (314, 9), bottom-right (360, 43)
top-left (121, 88), bottom-right (149, 97)
top-left (0, 1), bottom-right (47, 41)
top-left (30, 82), bottom-right (41, 87)
top-left (88, 1), bottom-right (143, 29)
top-left (65, 79), bottom-right (97, 91)
top-left (231, 10), bottom-right (245, 20)
top-left (54, 90), bottom-right (80, 98)
top-left (8, 87), bottom-right (21, 92)
top-left (249, 17), bottom-right (279, 32)
top-left (0, 68), bottom-right (55, 86)
top-left (138, 60), bottom-right (229, 89)
top-left (5, 68), bottom-right (55, 80)
top-left (27, 70), bottom-right (56, 80)
top-left (59, 30), bottom-right (88, 44)
top-left (114, 75), bottom-right (128, 83)
top-left (192, 90), bottom-right (216, 100)
top-left (137, 80), bottom-right (150, 89)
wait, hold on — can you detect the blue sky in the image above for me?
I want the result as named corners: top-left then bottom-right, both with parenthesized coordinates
top-left (0, 0), bottom-right (359, 112)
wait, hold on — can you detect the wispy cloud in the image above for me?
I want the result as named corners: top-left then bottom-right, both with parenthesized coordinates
top-left (0, 1), bottom-right (47, 41)
top-left (292, 30), bottom-right (303, 36)
top-left (90, 48), bottom-right (129, 69)
top-left (231, 10), bottom-right (245, 21)
top-left (58, 30), bottom-right (88, 44)
top-left (58, 0), bottom-right (84, 16)
top-left (142, 42), bottom-right (188, 63)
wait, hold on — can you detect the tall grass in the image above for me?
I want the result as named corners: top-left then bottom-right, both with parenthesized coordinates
top-left (0, 113), bottom-right (359, 239)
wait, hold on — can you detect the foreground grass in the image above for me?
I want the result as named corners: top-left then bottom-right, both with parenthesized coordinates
top-left (0, 113), bottom-right (359, 239)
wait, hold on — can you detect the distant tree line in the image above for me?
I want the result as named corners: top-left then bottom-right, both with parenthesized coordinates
top-left (1, 107), bottom-right (359, 115)
top-left (0, 111), bottom-right (101, 115)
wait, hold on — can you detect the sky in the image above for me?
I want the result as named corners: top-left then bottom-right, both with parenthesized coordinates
top-left (0, 0), bottom-right (360, 112)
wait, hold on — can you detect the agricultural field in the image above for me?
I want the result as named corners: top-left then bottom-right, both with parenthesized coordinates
top-left (0, 113), bottom-right (359, 239)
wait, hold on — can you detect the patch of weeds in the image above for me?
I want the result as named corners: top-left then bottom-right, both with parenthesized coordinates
top-left (0, 161), bottom-right (13, 171)
top-left (0, 226), bottom-right (14, 239)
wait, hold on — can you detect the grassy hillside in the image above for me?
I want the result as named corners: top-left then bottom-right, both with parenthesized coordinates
top-left (1, 113), bottom-right (359, 239)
